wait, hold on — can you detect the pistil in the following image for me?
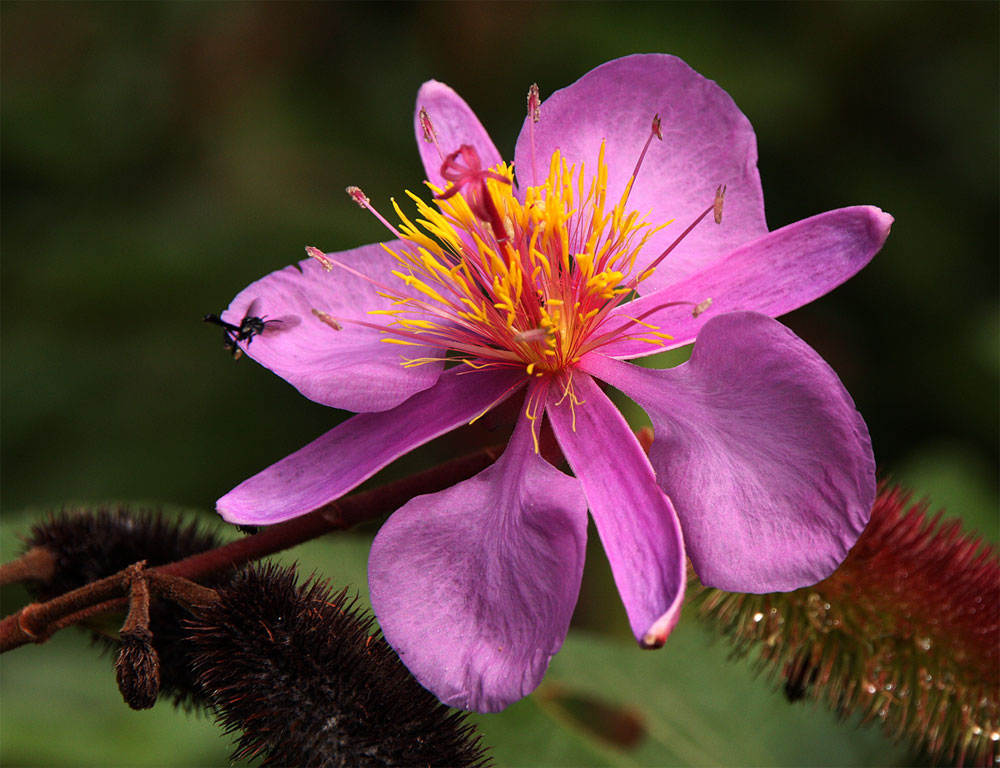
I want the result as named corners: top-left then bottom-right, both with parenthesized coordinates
top-left (434, 146), bottom-right (512, 243)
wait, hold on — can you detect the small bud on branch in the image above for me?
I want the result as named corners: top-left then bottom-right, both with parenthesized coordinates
top-left (115, 563), bottom-right (160, 710)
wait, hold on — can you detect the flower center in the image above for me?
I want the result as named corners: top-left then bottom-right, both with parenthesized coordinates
top-left (376, 144), bottom-right (668, 377)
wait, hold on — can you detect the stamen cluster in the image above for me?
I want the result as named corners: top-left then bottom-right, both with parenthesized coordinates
top-left (378, 146), bottom-right (667, 376)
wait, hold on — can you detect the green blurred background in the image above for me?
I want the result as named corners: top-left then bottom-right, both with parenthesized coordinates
top-left (2, 2), bottom-right (997, 766)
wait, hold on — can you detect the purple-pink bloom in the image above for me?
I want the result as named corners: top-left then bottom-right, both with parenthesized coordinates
top-left (214, 55), bottom-right (891, 712)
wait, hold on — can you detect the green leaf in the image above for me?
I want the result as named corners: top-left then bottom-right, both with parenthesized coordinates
top-left (471, 621), bottom-right (914, 767)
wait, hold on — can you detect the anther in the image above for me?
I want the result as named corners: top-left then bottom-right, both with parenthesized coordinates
top-left (714, 184), bottom-right (726, 224)
top-left (514, 328), bottom-right (550, 344)
top-left (418, 106), bottom-right (444, 162)
top-left (345, 185), bottom-right (404, 239)
top-left (304, 246), bottom-right (334, 271)
top-left (503, 214), bottom-right (515, 242)
top-left (527, 83), bottom-right (541, 186)
top-left (311, 308), bottom-right (343, 331)
top-left (692, 298), bottom-right (713, 318)
top-left (527, 84), bottom-right (541, 123)
top-left (346, 186), bottom-right (370, 207)
top-left (418, 107), bottom-right (436, 143)
top-left (626, 113), bottom-right (665, 204)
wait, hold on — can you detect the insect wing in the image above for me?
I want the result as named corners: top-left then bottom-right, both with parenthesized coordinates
top-left (258, 314), bottom-right (299, 335)
top-left (242, 298), bottom-right (263, 319)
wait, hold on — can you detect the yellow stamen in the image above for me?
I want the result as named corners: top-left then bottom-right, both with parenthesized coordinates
top-left (373, 146), bottom-right (669, 382)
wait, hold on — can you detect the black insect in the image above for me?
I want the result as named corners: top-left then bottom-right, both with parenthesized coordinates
top-left (203, 299), bottom-right (284, 360)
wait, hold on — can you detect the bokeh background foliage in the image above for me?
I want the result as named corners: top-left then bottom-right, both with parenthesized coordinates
top-left (2, 2), bottom-right (996, 766)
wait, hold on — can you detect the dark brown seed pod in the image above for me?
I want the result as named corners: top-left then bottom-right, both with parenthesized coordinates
top-left (23, 505), bottom-right (224, 708)
top-left (187, 562), bottom-right (492, 767)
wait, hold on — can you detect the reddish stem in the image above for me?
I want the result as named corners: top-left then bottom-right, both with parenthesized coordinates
top-left (0, 445), bottom-right (503, 653)
top-left (0, 546), bottom-right (57, 586)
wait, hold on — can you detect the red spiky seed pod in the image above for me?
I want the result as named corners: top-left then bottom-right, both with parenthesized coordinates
top-left (689, 483), bottom-right (999, 766)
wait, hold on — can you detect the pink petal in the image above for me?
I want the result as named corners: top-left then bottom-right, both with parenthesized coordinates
top-left (369, 397), bottom-right (588, 712)
top-left (601, 206), bottom-right (893, 359)
top-left (221, 242), bottom-right (443, 412)
top-left (513, 54), bottom-right (766, 288)
top-left (546, 372), bottom-right (685, 648)
top-left (583, 312), bottom-right (875, 593)
top-left (413, 80), bottom-right (503, 192)
top-left (216, 368), bottom-right (526, 525)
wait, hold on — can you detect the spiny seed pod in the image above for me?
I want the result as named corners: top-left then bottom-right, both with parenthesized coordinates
top-left (689, 483), bottom-right (999, 767)
top-left (25, 506), bottom-right (222, 600)
top-left (187, 562), bottom-right (491, 767)
top-left (23, 506), bottom-right (224, 708)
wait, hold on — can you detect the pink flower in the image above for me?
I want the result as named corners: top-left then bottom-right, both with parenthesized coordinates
top-left (215, 55), bottom-right (891, 712)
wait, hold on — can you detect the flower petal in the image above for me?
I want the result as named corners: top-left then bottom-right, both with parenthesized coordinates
top-left (216, 368), bottom-right (526, 525)
top-left (546, 372), bottom-right (685, 648)
top-left (601, 206), bottom-right (893, 359)
top-left (413, 80), bottom-right (503, 192)
top-left (369, 396), bottom-right (588, 712)
top-left (514, 53), bottom-right (766, 288)
top-left (221, 242), bottom-right (444, 412)
top-left (582, 312), bottom-right (875, 593)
